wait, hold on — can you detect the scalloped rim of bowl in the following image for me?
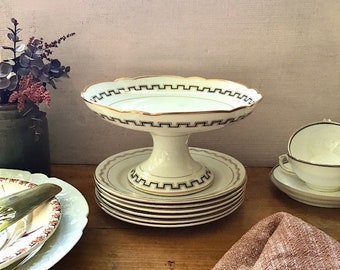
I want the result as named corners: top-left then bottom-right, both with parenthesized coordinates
top-left (81, 75), bottom-right (263, 116)
top-left (288, 120), bottom-right (340, 167)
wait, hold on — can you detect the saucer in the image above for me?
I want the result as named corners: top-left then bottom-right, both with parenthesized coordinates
top-left (95, 147), bottom-right (247, 204)
top-left (270, 165), bottom-right (340, 208)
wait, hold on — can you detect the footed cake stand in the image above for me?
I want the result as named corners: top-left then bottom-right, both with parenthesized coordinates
top-left (82, 76), bottom-right (262, 196)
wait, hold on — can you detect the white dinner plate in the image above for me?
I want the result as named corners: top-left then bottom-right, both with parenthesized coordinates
top-left (95, 183), bottom-right (245, 214)
top-left (0, 169), bottom-right (89, 270)
top-left (95, 147), bottom-right (247, 204)
top-left (96, 194), bottom-right (244, 228)
top-left (95, 187), bottom-right (244, 219)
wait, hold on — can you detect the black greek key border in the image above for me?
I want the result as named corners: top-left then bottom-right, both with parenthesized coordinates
top-left (128, 168), bottom-right (212, 191)
top-left (90, 83), bottom-right (256, 104)
top-left (96, 112), bottom-right (249, 128)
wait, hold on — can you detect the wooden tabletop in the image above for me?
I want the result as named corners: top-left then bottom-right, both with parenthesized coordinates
top-left (49, 165), bottom-right (340, 270)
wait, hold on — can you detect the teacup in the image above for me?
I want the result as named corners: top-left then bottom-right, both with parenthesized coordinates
top-left (279, 120), bottom-right (340, 192)
top-left (279, 154), bottom-right (340, 192)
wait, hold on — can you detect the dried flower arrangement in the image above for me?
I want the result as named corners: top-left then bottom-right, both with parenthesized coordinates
top-left (0, 18), bottom-right (75, 112)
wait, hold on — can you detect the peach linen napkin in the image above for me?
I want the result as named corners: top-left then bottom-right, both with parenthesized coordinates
top-left (213, 212), bottom-right (340, 270)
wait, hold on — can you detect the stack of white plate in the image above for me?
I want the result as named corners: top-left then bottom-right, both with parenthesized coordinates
top-left (94, 147), bottom-right (247, 228)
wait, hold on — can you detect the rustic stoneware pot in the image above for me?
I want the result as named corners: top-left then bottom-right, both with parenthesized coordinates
top-left (0, 104), bottom-right (51, 175)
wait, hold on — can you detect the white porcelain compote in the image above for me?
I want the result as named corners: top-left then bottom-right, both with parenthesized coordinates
top-left (82, 76), bottom-right (262, 196)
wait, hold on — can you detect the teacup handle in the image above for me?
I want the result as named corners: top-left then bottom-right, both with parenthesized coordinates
top-left (278, 154), bottom-right (295, 174)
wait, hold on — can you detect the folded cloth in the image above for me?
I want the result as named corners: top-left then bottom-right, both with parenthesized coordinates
top-left (213, 212), bottom-right (340, 270)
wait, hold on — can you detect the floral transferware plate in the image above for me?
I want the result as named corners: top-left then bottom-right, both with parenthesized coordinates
top-left (270, 165), bottom-right (340, 208)
top-left (0, 178), bottom-right (61, 269)
top-left (0, 169), bottom-right (89, 270)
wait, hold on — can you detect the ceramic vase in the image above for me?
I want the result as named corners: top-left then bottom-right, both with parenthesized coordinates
top-left (0, 104), bottom-right (51, 175)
